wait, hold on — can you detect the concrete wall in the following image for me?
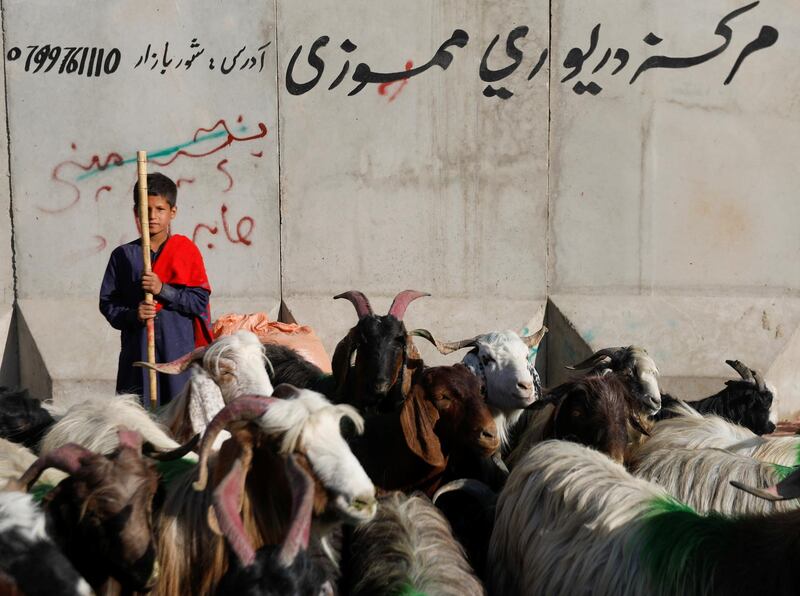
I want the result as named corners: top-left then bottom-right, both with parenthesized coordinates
top-left (0, 1), bottom-right (797, 413)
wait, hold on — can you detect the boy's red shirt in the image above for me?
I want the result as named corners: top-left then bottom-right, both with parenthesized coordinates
top-left (152, 234), bottom-right (213, 347)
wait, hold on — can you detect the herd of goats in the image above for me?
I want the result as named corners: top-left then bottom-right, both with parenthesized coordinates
top-left (0, 289), bottom-right (794, 595)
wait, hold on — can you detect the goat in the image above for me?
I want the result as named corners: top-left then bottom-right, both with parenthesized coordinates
top-left (658, 359), bottom-right (777, 435)
top-left (632, 446), bottom-right (799, 515)
top-left (505, 375), bottom-right (651, 469)
top-left (411, 326), bottom-right (547, 450)
top-left (215, 454), bottom-right (333, 596)
top-left (0, 386), bottom-right (56, 449)
top-left (332, 289), bottom-right (428, 412)
top-left (8, 429), bottom-right (161, 593)
top-left (489, 439), bottom-right (800, 596)
top-left (0, 490), bottom-right (92, 596)
top-left (262, 343), bottom-right (336, 397)
top-left (343, 491), bottom-right (485, 596)
top-left (349, 364), bottom-right (499, 496)
top-left (567, 345), bottom-right (661, 414)
top-left (139, 330), bottom-right (275, 444)
top-left (641, 406), bottom-right (800, 467)
top-left (432, 478), bottom-right (497, 580)
top-left (0, 437), bottom-right (67, 492)
top-left (40, 392), bottom-right (183, 456)
top-left (155, 388), bottom-right (377, 594)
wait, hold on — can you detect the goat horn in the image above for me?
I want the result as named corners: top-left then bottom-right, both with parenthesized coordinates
top-left (388, 290), bottom-right (430, 320)
top-left (17, 443), bottom-right (94, 491)
top-left (565, 348), bottom-right (622, 370)
top-left (212, 458), bottom-right (256, 566)
top-left (520, 325), bottom-right (548, 348)
top-left (334, 290), bottom-right (374, 319)
top-left (143, 434), bottom-right (200, 461)
top-left (725, 360), bottom-right (756, 384)
top-left (193, 396), bottom-right (276, 492)
top-left (278, 455), bottom-right (315, 568)
top-left (432, 478), bottom-right (497, 509)
top-left (410, 329), bottom-right (478, 355)
top-left (752, 368), bottom-right (768, 392)
top-left (135, 345), bottom-right (208, 375)
top-left (731, 466), bottom-right (800, 501)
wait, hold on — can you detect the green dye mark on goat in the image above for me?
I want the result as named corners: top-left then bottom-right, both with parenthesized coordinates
top-left (396, 586), bottom-right (427, 596)
top-left (772, 463), bottom-right (796, 481)
top-left (30, 482), bottom-right (55, 503)
top-left (634, 496), bottom-right (734, 594)
top-left (156, 456), bottom-right (198, 488)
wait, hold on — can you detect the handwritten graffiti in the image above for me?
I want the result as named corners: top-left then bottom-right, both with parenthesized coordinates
top-left (192, 203), bottom-right (254, 250)
top-left (216, 159), bottom-right (233, 192)
top-left (43, 117), bottom-right (268, 213)
top-left (134, 39), bottom-right (270, 74)
top-left (6, 45), bottom-right (121, 76)
top-left (378, 60), bottom-right (413, 102)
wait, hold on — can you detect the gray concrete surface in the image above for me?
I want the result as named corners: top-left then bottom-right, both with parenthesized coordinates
top-left (0, 1), bottom-right (796, 415)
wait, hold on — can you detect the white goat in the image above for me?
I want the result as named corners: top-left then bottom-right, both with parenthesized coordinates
top-left (643, 404), bottom-right (800, 467)
top-left (152, 330), bottom-right (274, 445)
top-left (0, 438), bottom-right (66, 488)
top-left (489, 440), bottom-right (800, 596)
top-left (157, 387), bottom-right (376, 594)
top-left (40, 393), bottom-right (181, 455)
top-left (632, 446), bottom-right (799, 515)
top-left (412, 326), bottom-right (546, 449)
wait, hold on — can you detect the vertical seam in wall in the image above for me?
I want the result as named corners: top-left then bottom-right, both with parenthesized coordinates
top-left (0, 0), bottom-right (15, 305)
top-left (545, 0), bottom-right (553, 372)
top-left (274, 0), bottom-right (284, 303)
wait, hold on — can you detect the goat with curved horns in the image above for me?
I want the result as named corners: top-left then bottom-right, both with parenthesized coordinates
top-left (411, 326), bottom-right (547, 450)
top-left (332, 289), bottom-right (429, 412)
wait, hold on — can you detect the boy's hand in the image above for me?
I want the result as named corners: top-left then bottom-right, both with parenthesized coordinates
top-left (138, 301), bottom-right (157, 322)
top-left (141, 272), bottom-right (163, 296)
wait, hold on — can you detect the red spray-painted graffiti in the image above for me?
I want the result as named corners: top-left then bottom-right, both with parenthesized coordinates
top-left (43, 117), bottom-right (268, 214)
top-left (192, 203), bottom-right (254, 250)
top-left (216, 158), bottom-right (233, 192)
top-left (378, 60), bottom-right (413, 102)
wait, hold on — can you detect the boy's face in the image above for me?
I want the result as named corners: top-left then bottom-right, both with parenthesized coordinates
top-left (135, 194), bottom-right (176, 238)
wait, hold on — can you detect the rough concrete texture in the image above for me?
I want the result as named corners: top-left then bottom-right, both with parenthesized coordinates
top-left (279, 0), bottom-right (549, 345)
top-left (548, 296), bottom-right (800, 417)
top-left (4, 0), bottom-right (280, 396)
top-left (0, 1), bottom-right (795, 412)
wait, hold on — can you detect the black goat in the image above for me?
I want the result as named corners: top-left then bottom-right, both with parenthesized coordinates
top-left (658, 360), bottom-right (776, 435)
top-left (332, 289), bottom-right (427, 412)
top-left (0, 387), bottom-right (56, 449)
top-left (262, 344), bottom-right (336, 398)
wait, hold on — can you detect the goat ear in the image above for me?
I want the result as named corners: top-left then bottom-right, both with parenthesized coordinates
top-left (401, 336), bottom-right (424, 398)
top-left (206, 428), bottom-right (255, 537)
top-left (628, 413), bottom-right (651, 437)
top-left (331, 328), bottom-right (359, 397)
top-left (400, 383), bottom-right (445, 469)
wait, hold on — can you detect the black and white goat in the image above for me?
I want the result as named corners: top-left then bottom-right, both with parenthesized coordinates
top-left (0, 386), bottom-right (56, 449)
top-left (489, 439), bottom-right (800, 596)
top-left (0, 490), bottom-right (91, 596)
top-left (567, 345), bottom-right (661, 415)
top-left (658, 359), bottom-right (777, 435)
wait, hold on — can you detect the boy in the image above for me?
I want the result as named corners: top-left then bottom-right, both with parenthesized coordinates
top-left (99, 173), bottom-right (213, 406)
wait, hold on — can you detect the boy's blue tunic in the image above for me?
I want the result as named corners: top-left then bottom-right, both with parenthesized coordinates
top-left (99, 238), bottom-right (210, 406)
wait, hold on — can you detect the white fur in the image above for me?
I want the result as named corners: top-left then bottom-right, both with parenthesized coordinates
top-left (0, 491), bottom-right (48, 542)
top-left (461, 330), bottom-right (538, 448)
top-left (488, 440), bottom-right (667, 596)
top-left (644, 410), bottom-right (800, 467)
top-left (256, 389), bottom-right (376, 521)
top-left (0, 438), bottom-right (67, 488)
top-left (159, 330), bottom-right (272, 444)
top-left (632, 446), bottom-right (798, 515)
top-left (40, 393), bottom-right (181, 455)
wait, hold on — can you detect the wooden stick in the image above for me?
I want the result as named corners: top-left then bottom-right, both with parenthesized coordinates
top-left (137, 151), bottom-right (158, 411)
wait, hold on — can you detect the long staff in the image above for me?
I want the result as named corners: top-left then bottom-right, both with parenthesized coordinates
top-left (137, 151), bottom-right (158, 410)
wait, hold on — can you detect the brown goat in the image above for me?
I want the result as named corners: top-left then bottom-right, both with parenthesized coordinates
top-left (506, 375), bottom-right (651, 468)
top-left (350, 364), bottom-right (500, 497)
top-left (11, 429), bottom-right (161, 594)
top-left (332, 289), bottom-right (428, 412)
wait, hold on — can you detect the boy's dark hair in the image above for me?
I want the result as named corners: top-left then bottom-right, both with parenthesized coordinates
top-left (133, 172), bottom-right (177, 208)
